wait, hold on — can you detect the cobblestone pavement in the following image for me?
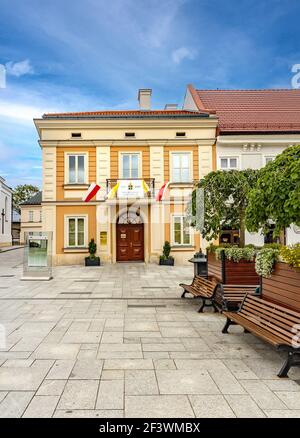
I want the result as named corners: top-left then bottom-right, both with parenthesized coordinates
top-left (0, 249), bottom-right (300, 418)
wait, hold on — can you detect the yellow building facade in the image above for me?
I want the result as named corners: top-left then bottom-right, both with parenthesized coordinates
top-left (34, 90), bottom-right (218, 265)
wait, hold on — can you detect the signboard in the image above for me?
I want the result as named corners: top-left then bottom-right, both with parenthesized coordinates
top-left (117, 180), bottom-right (145, 199)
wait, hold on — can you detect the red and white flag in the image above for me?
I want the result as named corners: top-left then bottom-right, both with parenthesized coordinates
top-left (156, 181), bottom-right (170, 201)
top-left (82, 183), bottom-right (101, 202)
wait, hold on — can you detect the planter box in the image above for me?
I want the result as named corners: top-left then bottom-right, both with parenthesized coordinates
top-left (159, 258), bottom-right (174, 266)
top-left (85, 257), bottom-right (100, 267)
top-left (261, 262), bottom-right (300, 311)
top-left (207, 251), bottom-right (259, 285)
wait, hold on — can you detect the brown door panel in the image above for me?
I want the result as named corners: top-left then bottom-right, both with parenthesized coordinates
top-left (117, 224), bottom-right (144, 261)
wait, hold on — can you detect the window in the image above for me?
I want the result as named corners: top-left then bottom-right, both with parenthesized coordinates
top-left (67, 154), bottom-right (86, 184)
top-left (220, 157), bottom-right (238, 170)
top-left (29, 211), bottom-right (33, 222)
top-left (176, 132), bottom-right (186, 137)
top-left (125, 132), bottom-right (135, 137)
top-left (121, 153), bottom-right (139, 178)
top-left (172, 215), bottom-right (191, 246)
top-left (71, 132), bottom-right (81, 138)
top-left (172, 153), bottom-right (191, 182)
top-left (67, 217), bottom-right (86, 247)
top-left (264, 156), bottom-right (275, 165)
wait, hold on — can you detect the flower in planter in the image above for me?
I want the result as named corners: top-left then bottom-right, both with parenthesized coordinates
top-left (255, 247), bottom-right (279, 277)
top-left (280, 244), bottom-right (300, 269)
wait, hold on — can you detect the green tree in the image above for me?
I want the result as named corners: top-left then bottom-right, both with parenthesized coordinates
top-left (13, 184), bottom-right (39, 212)
top-left (189, 169), bottom-right (258, 247)
top-left (245, 145), bottom-right (300, 236)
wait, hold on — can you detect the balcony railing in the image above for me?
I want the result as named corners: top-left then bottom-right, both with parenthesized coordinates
top-left (106, 178), bottom-right (155, 199)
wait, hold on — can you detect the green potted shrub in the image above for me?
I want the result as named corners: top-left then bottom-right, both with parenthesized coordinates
top-left (85, 238), bottom-right (100, 266)
top-left (159, 241), bottom-right (174, 266)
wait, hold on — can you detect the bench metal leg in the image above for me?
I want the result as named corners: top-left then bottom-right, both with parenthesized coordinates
top-left (278, 351), bottom-right (300, 378)
top-left (222, 317), bottom-right (237, 334)
top-left (181, 290), bottom-right (187, 298)
top-left (244, 328), bottom-right (250, 333)
top-left (198, 299), bottom-right (205, 313)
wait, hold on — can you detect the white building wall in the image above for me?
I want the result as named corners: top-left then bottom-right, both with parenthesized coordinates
top-left (0, 177), bottom-right (12, 246)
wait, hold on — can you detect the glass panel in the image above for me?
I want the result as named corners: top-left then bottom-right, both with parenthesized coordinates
top-left (77, 218), bottom-right (84, 233)
top-left (181, 168), bottom-right (190, 182)
top-left (77, 155), bottom-right (85, 183)
top-left (183, 218), bottom-right (190, 244)
top-left (172, 154), bottom-right (180, 168)
top-left (69, 156), bottom-right (76, 183)
top-left (181, 153), bottom-right (189, 168)
top-left (77, 232), bottom-right (84, 246)
top-left (173, 169), bottom-right (180, 182)
top-left (68, 219), bottom-right (75, 246)
top-left (131, 154), bottom-right (139, 178)
top-left (174, 217), bottom-right (182, 244)
top-left (221, 158), bottom-right (228, 169)
top-left (230, 158), bottom-right (237, 168)
top-left (122, 155), bottom-right (130, 178)
top-left (77, 218), bottom-right (85, 246)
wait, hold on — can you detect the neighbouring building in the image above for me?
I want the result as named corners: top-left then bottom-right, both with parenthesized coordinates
top-left (184, 85), bottom-right (300, 246)
top-left (12, 209), bottom-right (21, 244)
top-left (34, 89), bottom-right (218, 265)
top-left (0, 176), bottom-right (12, 247)
top-left (20, 191), bottom-right (43, 244)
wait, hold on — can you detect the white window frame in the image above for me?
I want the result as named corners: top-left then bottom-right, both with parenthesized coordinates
top-left (171, 214), bottom-right (192, 246)
top-left (29, 210), bottom-right (34, 222)
top-left (219, 156), bottom-right (239, 170)
top-left (119, 152), bottom-right (142, 178)
top-left (264, 155), bottom-right (276, 165)
top-left (170, 151), bottom-right (193, 182)
top-left (64, 215), bottom-right (88, 248)
top-left (65, 152), bottom-right (88, 184)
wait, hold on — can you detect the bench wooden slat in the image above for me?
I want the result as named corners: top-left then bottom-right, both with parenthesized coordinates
top-left (242, 296), bottom-right (300, 324)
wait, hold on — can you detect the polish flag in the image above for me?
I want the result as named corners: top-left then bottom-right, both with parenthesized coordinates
top-left (156, 182), bottom-right (170, 201)
top-left (82, 183), bottom-right (101, 202)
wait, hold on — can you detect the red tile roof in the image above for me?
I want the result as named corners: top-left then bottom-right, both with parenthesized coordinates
top-left (43, 109), bottom-right (208, 119)
top-left (189, 85), bottom-right (300, 133)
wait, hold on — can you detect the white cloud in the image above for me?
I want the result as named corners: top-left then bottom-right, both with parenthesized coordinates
top-left (0, 101), bottom-right (48, 122)
top-left (5, 59), bottom-right (34, 77)
top-left (172, 47), bottom-right (197, 64)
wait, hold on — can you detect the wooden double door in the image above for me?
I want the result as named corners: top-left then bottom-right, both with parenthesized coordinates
top-left (116, 224), bottom-right (144, 262)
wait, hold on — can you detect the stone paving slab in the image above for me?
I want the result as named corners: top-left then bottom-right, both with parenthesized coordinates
top-left (0, 251), bottom-right (300, 417)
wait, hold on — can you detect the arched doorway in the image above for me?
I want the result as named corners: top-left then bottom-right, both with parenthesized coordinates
top-left (116, 209), bottom-right (144, 262)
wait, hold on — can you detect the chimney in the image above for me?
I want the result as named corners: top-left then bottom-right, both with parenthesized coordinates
top-left (164, 104), bottom-right (178, 110)
top-left (138, 89), bottom-right (152, 110)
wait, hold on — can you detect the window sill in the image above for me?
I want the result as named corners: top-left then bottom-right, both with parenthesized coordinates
top-left (63, 247), bottom-right (89, 253)
top-left (64, 184), bottom-right (89, 189)
top-left (169, 181), bottom-right (194, 187)
top-left (171, 245), bottom-right (195, 251)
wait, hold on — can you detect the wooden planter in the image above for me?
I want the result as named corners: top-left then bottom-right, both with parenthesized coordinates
top-left (261, 262), bottom-right (300, 311)
top-left (207, 250), bottom-right (259, 285)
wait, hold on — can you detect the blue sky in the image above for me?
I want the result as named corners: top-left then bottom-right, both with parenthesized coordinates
top-left (0, 0), bottom-right (299, 188)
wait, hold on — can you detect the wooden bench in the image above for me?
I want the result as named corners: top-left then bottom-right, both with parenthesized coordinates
top-left (213, 284), bottom-right (260, 312)
top-left (222, 294), bottom-right (300, 377)
top-left (180, 276), bottom-right (220, 312)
